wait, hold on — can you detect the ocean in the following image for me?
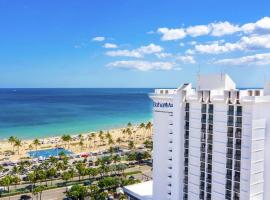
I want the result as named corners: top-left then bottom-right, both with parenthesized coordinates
top-left (0, 88), bottom-right (153, 139)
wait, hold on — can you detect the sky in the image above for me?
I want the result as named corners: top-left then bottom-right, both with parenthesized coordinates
top-left (0, 0), bottom-right (270, 88)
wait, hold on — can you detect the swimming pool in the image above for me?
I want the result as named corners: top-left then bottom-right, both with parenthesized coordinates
top-left (28, 148), bottom-right (73, 158)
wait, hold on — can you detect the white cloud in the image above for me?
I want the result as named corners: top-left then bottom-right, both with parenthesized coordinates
top-left (210, 21), bottom-right (240, 36)
top-left (106, 43), bottom-right (163, 58)
top-left (192, 34), bottom-right (270, 54)
top-left (147, 30), bottom-right (155, 34)
top-left (176, 55), bottom-right (196, 64)
top-left (156, 17), bottom-right (270, 42)
top-left (215, 53), bottom-right (270, 66)
top-left (189, 41), bottom-right (197, 45)
top-left (103, 43), bottom-right (118, 49)
top-left (194, 42), bottom-right (242, 54)
top-left (107, 60), bottom-right (177, 71)
top-left (240, 34), bottom-right (270, 50)
top-left (186, 25), bottom-right (210, 37)
top-left (155, 52), bottom-right (172, 59)
top-left (92, 36), bottom-right (105, 42)
top-left (185, 49), bottom-right (195, 55)
top-left (180, 42), bottom-right (185, 47)
top-left (106, 50), bottom-right (142, 58)
top-left (242, 17), bottom-right (270, 34)
top-left (157, 27), bottom-right (186, 41)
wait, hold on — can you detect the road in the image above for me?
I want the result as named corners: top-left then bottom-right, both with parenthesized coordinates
top-left (1, 165), bottom-right (152, 200)
top-left (1, 187), bottom-right (66, 200)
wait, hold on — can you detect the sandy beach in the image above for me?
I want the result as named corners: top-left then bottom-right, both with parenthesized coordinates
top-left (0, 124), bottom-right (152, 162)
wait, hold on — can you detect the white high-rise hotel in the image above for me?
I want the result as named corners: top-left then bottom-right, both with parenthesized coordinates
top-left (149, 74), bottom-right (270, 200)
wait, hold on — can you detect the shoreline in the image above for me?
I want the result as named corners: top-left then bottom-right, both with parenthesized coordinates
top-left (0, 118), bottom-right (152, 141)
top-left (0, 122), bottom-right (153, 162)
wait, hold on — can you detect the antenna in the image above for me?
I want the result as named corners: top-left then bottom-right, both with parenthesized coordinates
top-left (197, 63), bottom-right (201, 90)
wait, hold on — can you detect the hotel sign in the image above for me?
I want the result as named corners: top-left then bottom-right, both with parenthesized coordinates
top-left (153, 102), bottom-right (173, 108)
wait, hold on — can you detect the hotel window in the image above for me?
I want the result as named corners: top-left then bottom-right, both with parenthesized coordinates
top-left (227, 116), bottom-right (234, 127)
top-left (226, 169), bottom-right (233, 179)
top-left (235, 128), bottom-right (242, 138)
top-left (226, 160), bottom-right (233, 170)
top-left (201, 114), bottom-right (207, 123)
top-left (227, 127), bottom-right (234, 137)
top-left (236, 106), bottom-right (242, 116)
top-left (234, 182), bottom-right (240, 193)
top-left (201, 104), bottom-right (207, 113)
top-left (226, 190), bottom-right (232, 199)
top-left (235, 139), bottom-right (241, 149)
top-left (234, 171), bottom-right (240, 182)
top-left (208, 114), bottom-right (213, 124)
top-left (227, 148), bottom-right (233, 159)
top-left (227, 138), bottom-right (233, 148)
top-left (235, 117), bottom-right (242, 127)
top-left (208, 104), bottom-right (213, 114)
top-left (234, 160), bottom-right (241, 171)
top-left (228, 105), bottom-right (234, 115)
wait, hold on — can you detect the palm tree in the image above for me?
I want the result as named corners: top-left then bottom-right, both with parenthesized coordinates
top-left (14, 138), bottom-right (22, 155)
top-left (146, 121), bottom-right (152, 137)
top-left (116, 137), bottom-right (122, 147)
top-left (27, 172), bottom-right (37, 192)
top-left (12, 175), bottom-right (21, 189)
top-left (62, 172), bottom-right (71, 191)
top-left (87, 134), bottom-right (93, 149)
top-left (90, 132), bottom-right (97, 150)
top-left (0, 175), bottom-right (12, 193)
top-left (75, 162), bottom-right (86, 181)
top-left (139, 122), bottom-right (146, 140)
top-left (108, 138), bottom-right (114, 148)
top-left (127, 122), bottom-right (132, 127)
top-left (33, 185), bottom-right (45, 200)
top-left (126, 128), bottom-right (132, 141)
top-left (47, 167), bottom-right (57, 186)
top-left (61, 134), bottom-right (71, 149)
top-left (79, 139), bottom-right (84, 152)
top-left (33, 139), bottom-right (41, 151)
top-left (28, 144), bottom-right (33, 151)
top-left (8, 136), bottom-right (17, 152)
top-left (128, 141), bottom-right (135, 150)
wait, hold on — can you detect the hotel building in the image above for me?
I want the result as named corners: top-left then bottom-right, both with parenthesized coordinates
top-left (147, 74), bottom-right (270, 200)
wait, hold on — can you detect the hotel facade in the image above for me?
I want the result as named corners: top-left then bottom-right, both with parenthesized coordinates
top-left (148, 74), bottom-right (270, 200)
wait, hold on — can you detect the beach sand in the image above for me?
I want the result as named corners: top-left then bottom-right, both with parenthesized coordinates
top-left (0, 125), bottom-right (152, 162)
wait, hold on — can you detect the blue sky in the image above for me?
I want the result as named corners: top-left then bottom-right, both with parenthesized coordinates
top-left (0, 0), bottom-right (270, 88)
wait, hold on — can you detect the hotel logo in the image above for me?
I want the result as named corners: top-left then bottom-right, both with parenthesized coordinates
top-left (153, 102), bottom-right (173, 108)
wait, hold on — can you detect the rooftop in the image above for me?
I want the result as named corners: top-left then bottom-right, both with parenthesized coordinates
top-left (123, 181), bottom-right (153, 200)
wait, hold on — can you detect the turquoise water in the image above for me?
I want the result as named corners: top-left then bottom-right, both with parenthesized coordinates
top-left (28, 148), bottom-right (73, 158)
top-left (0, 88), bottom-right (153, 139)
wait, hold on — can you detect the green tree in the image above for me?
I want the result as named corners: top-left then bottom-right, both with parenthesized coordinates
top-left (8, 136), bottom-right (17, 152)
top-left (27, 172), bottom-right (37, 192)
top-left (127, 122), bottom-right (132, 127)
top-left (32, 185), bottom-right (45, 200)
top-left (33, 139), bottom-right (41, 151)
top-left (79, 139), bottom-right (84, 152)
top-left (12, 176), bottom-right (21, 189)
top-left (62, 172), bottom-right (71, 191)
top-left (67, 184), bottom-right (87, 200)
top-left (14, 138), bottom-right (22, 155)
top-left (0, 175), bottom-right (13, 193)
top-left (75, 162), bottom-right (86, 181)
top-left (128, 141), bottom-right (135, 150)
top-left (47, 167), bottom-right (57, 186)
